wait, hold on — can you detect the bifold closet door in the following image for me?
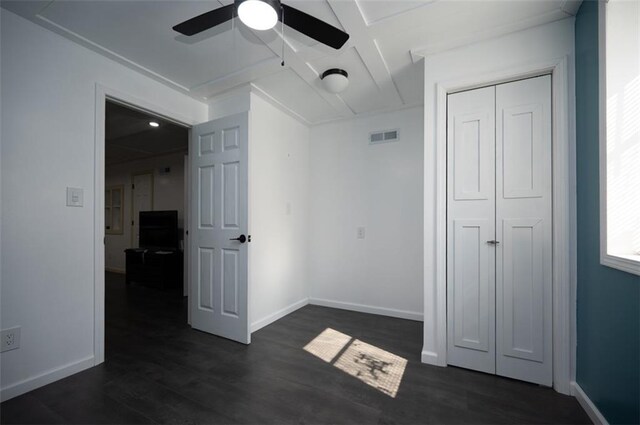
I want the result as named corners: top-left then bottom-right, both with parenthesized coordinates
top-left (446, 85), bottom-right (497, 374)
top-left (495, 75), bottom-right (552, 386)
top-left (446, 75), bottom-right (552, 386)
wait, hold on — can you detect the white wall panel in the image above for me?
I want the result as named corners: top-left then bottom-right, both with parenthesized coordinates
top-left (0, 9), bottom-right (207, 399)
top-left (247, 94), bottom-right (311, 331)
top-left (309, 106), bottom-right (424, 318)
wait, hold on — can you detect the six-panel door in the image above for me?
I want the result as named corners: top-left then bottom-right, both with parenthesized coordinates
top-left (189, 113), bottom-right (250, 344)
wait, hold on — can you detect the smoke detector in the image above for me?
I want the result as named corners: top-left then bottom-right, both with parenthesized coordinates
top-left (321, 68), bottom-right (349, 94)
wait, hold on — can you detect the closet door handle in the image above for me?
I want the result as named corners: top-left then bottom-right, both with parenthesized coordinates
top-left (487, 240), bottom-right (500, 245)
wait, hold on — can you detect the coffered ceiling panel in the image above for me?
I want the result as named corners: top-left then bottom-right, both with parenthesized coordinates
top-left (369, 0), bottom-right (568, 45)
top-left (37, 1), bottom-right (276, 91)
top-left (355, 0), bottom-right (434, 25)
top-left (2, 0), bottom-right (581, 125)
top-left (253, 69), bottom-right (343, 124)
top-left (308, 47), bottom-right (397, 115)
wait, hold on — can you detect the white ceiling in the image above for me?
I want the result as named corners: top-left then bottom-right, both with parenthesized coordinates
top-left (1, 0), bottom-right (581, 125)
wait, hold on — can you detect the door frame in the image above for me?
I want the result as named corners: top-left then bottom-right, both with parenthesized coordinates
top-left (427, 56), bottom-right (575, 394)
top-left (93, 84), bottom-right (196, 365)
top-left (130, 171), bottom-right (155, 246)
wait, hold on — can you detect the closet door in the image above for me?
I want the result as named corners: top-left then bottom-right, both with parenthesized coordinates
top-left (446, 86), bottom-right (496, 374)
top-left (495, 75), bottom-right (552, 386)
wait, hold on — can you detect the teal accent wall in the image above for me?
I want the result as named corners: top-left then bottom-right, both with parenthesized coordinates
top-left (575, 1), bottom-right (640, 424)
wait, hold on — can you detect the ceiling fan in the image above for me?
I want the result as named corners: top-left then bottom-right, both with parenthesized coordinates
top-left (173, 0), bottom-right (350, 50)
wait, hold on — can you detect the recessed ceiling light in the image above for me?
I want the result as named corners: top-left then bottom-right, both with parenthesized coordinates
top-left (149, 121), bottom-right (160, 127)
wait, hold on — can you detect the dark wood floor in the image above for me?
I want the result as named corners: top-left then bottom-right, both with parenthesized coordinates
top-left (1, 272), bottom-right (590, 424)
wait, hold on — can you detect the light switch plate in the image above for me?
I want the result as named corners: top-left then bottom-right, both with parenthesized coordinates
top-left (357, 227), bottom-right (366, 239)
top-left (66, 187), bottom-right (83, 207)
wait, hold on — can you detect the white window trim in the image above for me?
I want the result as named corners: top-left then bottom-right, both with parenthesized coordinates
top-left (598, 0), bottom-right (640, 276)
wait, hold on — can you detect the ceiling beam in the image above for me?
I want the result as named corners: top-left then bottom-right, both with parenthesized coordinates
top-left (327, 0), bottom-right (404, 107)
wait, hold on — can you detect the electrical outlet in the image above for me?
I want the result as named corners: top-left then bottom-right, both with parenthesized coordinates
top-left (1, 327), bottom-right (21, 353)
top-left (357, 227), bottom-right (366, 239)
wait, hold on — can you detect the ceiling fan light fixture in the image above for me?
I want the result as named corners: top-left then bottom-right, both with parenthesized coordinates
top-left (321, 68), bottom-right (349, 94)
top-left (237, 0), bottom-right (280, 31)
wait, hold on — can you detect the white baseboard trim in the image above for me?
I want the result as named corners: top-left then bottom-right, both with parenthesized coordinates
top-left (308, 298), bottom-right (423, 321)
top-left (251, 298), bottom-right (309, 333)
top-left (571, 381), bottom-right (608, 425)
top-left (0, 355), bottom-right (95, 402)
top-left (421, 349), bottom-right (445, 366)
top-left (105, 267), bottom-right (125, 274)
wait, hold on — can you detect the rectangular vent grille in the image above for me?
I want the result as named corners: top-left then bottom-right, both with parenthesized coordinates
top-left (369, 129), bottom-right (399, 145)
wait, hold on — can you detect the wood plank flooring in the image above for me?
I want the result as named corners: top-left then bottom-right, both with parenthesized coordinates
top-left (1, 272), bottom-right (591, 424)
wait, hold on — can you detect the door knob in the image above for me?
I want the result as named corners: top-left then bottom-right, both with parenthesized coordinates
top-left (487, 240), bottom-right (500, 245)
top-left (230, 234), bottom-right (247, 243)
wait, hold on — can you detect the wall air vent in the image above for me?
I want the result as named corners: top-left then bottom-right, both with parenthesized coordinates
top-left (369, 129), bottom-right (399, 145)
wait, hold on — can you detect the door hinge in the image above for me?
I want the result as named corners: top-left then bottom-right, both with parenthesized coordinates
top-left (131, 183), bottom-right (135, 190)
top-left (131, 220), bottom-right (134, 226)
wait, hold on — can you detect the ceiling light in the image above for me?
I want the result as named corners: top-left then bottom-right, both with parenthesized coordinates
top-left (237, 0), bottom-right (279, 31)
top-left (149, 121), bottom-right (160, 127)
top-left (321, 68), bottom-right (349, 94)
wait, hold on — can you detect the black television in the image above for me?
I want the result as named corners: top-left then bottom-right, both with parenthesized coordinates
top-left (139, 210), bottom-right (179, 249)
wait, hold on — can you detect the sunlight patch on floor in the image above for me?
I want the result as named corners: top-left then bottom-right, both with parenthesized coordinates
top-left (303, 328), bottom-right (407, 398)
top-left (303, 328), bottom-right (352, 362)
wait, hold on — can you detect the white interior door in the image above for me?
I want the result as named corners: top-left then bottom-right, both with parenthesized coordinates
top-left (446, 86), bottom-right (497, 374)
top-left (132, 172), bottom-right (153, 247)
top-left (495, 75), bottom-right (552, 386)
top-left (446, 75), bottom-right (552, 386)
top-left (189, 113), bottom-right (250, 344)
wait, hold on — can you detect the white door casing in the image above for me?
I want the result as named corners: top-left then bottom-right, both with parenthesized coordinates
top-left (184, 154), bottom-right (190, 303)
top-left (131, 172), bottom-right (153, 247)
top-left (446, 76), bottom-right (553, 386)
top-left (189, 112), bottom-right (250, 344)
top-left (495, 75), bottom-right (552, 386)
top-left (446, 86), bottom-right (496, 374)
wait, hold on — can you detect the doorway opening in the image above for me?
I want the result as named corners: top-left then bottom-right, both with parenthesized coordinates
top-left (103, 99), bottom-right (190, 360)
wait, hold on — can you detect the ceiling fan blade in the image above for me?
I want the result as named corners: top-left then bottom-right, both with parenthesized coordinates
top-left (280, 4), bottom-right (349, 50)
top-left (173, 4), bottom-right (235, 36)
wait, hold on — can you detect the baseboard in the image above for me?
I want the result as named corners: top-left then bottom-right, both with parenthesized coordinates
top-left (0, 355), bottom-right (95, 402)
top-left (105, 267), bottom-right (125, 274)
top-left (308, 298), bottom-right (423, 321)
top-left (571, 381), bottom-right (608, 425)
top-left (251, 298), bottom-right (309, 333)
top-left (421, 349), bottom-right (446, 366)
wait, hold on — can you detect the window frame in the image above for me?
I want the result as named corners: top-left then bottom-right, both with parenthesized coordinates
top-left (105, 184), bottom-right (124, 235)
top-left (598, 0), bottom-right (640, 276)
